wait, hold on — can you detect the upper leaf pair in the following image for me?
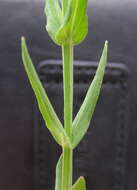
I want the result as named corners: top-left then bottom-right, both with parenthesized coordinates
top-left (45, 0), bottom-right (88, 45)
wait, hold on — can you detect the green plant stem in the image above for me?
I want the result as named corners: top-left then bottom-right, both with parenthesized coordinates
top-left (62, 44), bottom-right (73, 139)
top-left (62, 44), bottom-right (73, 190)
top-left (62, 146), bottom-right (73, 190)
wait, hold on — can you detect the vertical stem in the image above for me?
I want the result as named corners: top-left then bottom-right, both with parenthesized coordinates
top-left (62, 44), bottom-right (73, 190)
top-left (62, 146), bottom-right (73, 190)
top-left (62, 45), bottom-right (73, 138)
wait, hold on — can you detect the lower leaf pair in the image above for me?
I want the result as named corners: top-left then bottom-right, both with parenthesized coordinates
top-left (55, 155), bottom-right (86, 190)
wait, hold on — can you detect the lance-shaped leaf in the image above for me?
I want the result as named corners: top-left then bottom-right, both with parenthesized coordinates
top-left (71, 177), bottom-right (86, 190)
top-left (56, 0), bottom-right (88, 45)
top-left (45, 0), bottom-right (63, 45)
top-left (72, 41), bottom-right (108, 148)
top-left (55, 155), bottom-right (63, 190)
top-left (21, 37), bottom-right (71, 147)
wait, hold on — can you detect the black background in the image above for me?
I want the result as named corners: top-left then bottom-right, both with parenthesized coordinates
top-left (0, 0), bottom-right (137, 190)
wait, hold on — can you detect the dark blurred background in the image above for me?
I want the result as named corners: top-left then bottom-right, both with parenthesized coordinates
top-left (0, 0), bottom-right (137, 190)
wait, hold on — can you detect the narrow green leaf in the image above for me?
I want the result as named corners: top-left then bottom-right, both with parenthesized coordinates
top-left (56, 0), bottom-right (88, 45)
top-left (55, 154), bottom-right (63, 190)
top-left (21, 37), bottom-right (71, 147)
top-left (45, 0), bottom-right (63, 45)
top-left (71, 177), bottom-right (86, 190)
top-left (69, 0), bottom-right (88, 45)
top-left (72, 41), bottom-right (108, 148)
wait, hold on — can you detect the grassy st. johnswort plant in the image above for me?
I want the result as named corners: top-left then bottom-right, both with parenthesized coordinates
top-left (21, 0), bottom-right (108, 189)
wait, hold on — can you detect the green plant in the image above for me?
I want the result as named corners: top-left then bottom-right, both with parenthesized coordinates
top-left (21, 0), bottom-right (108, 189)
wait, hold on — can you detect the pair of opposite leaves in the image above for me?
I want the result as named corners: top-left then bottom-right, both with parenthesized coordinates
top-left (46, 0), bottom-right (88, 45)
top-left (21, 0), bottom-right (108, 189)
top-left (55, 155), bottom-right (86, 190)
top-left (21, 0), bottom-right (108, 149)
top-left (21, 38), bottom-right (108, 190)
top-left (21, 38), bottom-right (108, 149)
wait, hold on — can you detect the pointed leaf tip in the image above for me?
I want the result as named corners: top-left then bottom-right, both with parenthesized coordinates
top-left (21, 37), bottom-right (26, 47)
top-left (71, 176), bottom-right (86, 190)
top-left (105, 40), bottom-right (108, 46)
top-left (21, 36), bottom-right (25, 41)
